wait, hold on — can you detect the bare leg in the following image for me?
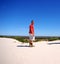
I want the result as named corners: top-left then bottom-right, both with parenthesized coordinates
top-left (29, 40), bottom-right (33, 47)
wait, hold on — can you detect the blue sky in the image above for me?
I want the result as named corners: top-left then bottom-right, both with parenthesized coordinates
top-left (0, 0), bottom-right (60, 36)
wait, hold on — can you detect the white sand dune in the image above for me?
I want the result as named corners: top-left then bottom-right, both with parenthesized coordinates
top-left (0, 38), bottom-right (60, 64)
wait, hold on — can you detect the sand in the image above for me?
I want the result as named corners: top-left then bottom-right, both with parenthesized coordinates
top-left (0, 38), bottom-right (60, 64)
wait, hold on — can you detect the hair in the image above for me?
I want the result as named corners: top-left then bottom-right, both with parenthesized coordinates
top-left (31, 20), bottom-right (34, 23)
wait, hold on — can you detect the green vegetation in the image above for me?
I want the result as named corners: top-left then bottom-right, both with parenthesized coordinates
top-left (0, 35), bottom-right (60, 43)
top-left (47, 37), bottom-right (60, 41)
top-left (0, 36), bottom-right (29, 43)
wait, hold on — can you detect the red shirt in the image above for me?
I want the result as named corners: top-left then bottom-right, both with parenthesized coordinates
top-left (29, 24), bottom-right (34, 34)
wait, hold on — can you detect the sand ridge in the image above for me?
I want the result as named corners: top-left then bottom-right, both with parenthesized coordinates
top-left (0, 38), bottom-right (60, 64)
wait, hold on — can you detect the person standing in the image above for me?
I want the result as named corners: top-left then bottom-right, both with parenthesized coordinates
top-left (29, 20), bottom-right (35, 47)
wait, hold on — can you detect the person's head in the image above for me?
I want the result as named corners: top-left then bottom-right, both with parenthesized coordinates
top-left (31, 20), bottom-right (34, 25)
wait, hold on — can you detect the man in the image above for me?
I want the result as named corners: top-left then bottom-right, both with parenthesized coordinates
top-left (29, 20), bottom-right (35, 47)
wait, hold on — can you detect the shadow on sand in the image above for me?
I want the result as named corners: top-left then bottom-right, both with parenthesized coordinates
top-left (48, 42), bottom-right (60, 45)
top-left (17, 45), bottom-right (31, 47)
